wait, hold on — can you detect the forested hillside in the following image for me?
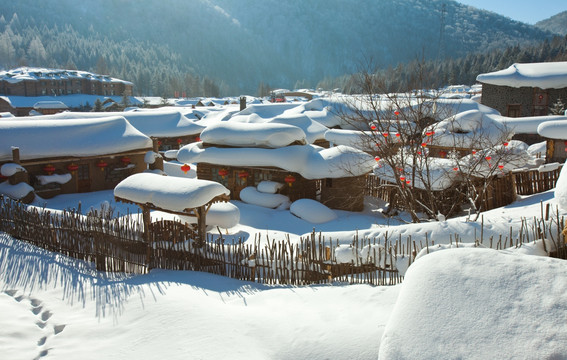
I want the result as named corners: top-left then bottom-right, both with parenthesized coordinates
top-left (0, 0), bottom-right (557, 96)
top-left (536, 11), bottom-right (567, 36)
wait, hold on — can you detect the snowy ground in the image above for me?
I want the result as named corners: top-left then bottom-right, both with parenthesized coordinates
top-left (1, 184), bottom-right (566, 359)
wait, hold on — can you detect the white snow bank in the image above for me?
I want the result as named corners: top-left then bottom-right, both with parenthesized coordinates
top-left (0, 181), bottom-right (34, 200)
top-left (477, 61), bottom-right (567, 89)
top-left (144, 151), bottom-right (161, 164)
top-left (36, 173), bottom-right (72, 185)
top-left (379, 248), bottom-right (567, 359)
top-left (200, 121), bottom-right (307, 148)
top-left (0, 163), bottom-right (26, 177)
top-left (0, 116), bottom-right (152, 162)
top-left (256, 180), bottom-right (283, 194)
top-left (114, 173), bottom-right (230, 212)
top-left (179, 201), bottom-right (240, 229)
top-left (527, 141), bottom-right (546, 156)
top-left (177, 143), bottom-right (375, 180)
top-left (289, 199), bottom-right (337, 224)
top-left (554, 164), bottom-right (567, 211)
top-left (239, 186), bottom-right (290, 209)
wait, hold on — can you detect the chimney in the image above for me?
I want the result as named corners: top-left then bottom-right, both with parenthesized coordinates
top-left (240, 96), bottom-right (246, 111)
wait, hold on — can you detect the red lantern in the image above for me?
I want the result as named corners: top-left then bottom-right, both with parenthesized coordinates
top-left (121, 156), bottom-right (131, 165)
top-left (503, 141), bottom-right (509, 147)
top-left (498, 164), bottom-right (504, 170)
top-left (238, 170), bottom-right (249, 180)
top-left (67, 163), bottom-right (79, 173)
top-left (439, 150), bottom-right (447, 158)
top-left (285, 174), bottom-right (296, 187)
top-left (370, 124), bottom-right (377, 130)
top-left (177, 138), bottom-right (183, 144)
top-left (399, 175), bottom-right (406, 182)
top-left (43, 164), bottom-right (56, 175)
top-left (472, 150), bottom-right (477, 155)
top-left (374, 156), bottom-right (380, 162)
top-left (195, 136), bottom-right (201, 142)
top-left (421, 142), bottom-right (427, 147)
top-left (394, 111), bottom-right (400, 116)
top-left (96, 160), bottom-right (108, 171)
top-left (485, 156), bottom-right (492, 161)
top-left (405, 179), bottom-right (411, 185)
top-left (453, 166), bottom-right (459, 171)
top-left (383, 132), bottom-right (389, 137)
top-left (181, 164), bottom-right (191, 174)
top-left (395, 133), bottom-right (400, 137)
top-left (218, 168), bottom-right (229, 179)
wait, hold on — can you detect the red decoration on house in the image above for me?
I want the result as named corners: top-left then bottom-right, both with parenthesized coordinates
top-left (121, 156), bottom-right (131, 165)
top-left (43, 164), bottom-right (56, 175)
top-left (176, 138), bottom-right (182, 144)
top-left (439, 150), bottom-right (447, 158)
top-left (96, 160), bottom-right (108, 171)
top-left (285, 174), bottom-right (296, 187)
top-left (180, 164), bottom-right (191, 174)
top-left (218, 168), bottom-right (229, 179)
top-left (67, 163), bottom-right (79, 173)
top-left (195, 136), bottom-right (201, 142)
top-left (472, 150), bottom-right (477, 155)
top-left (238, 170), bottom-right (249, 180)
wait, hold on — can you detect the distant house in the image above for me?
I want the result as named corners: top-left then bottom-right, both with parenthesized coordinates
top-left (33, 100), bottom-right (68, 115)
top-left (177, 122), bottom-right (375, 211)
top-left (0, 116), bottom-right (152, 199)
top-left (477, 62), bottom-right (567, 118)
top-left (0, 67), bottom-right (136, 116)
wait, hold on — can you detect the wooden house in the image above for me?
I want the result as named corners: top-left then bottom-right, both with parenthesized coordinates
top-left (477, 62), bottom-right (567, 118)
top-left (537, 119), bottom-right (567, 163)
top-left (177, 122), bottom-right (375, 212)
top-left (0, 116), bottom-right (152, 200)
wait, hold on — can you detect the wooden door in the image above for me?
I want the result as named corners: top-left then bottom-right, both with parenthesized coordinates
top-left (77, 164), bottom-right (91, 193)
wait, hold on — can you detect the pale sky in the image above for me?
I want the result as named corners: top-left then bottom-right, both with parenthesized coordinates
top-left (456, 0), bottom-right (566, 24)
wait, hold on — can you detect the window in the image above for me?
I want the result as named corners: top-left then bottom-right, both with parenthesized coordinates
top-left (507, 104), bottom-right (521, 117)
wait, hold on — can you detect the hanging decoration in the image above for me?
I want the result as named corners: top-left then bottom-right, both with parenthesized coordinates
top-left (121, 156), bottom-right (131, 165)
top-left (43, 164), bottom-right (56, 175)
top-left (238, 170), bottom-right (249, 181)
top-left (181, 164), bottom-right (191, 174)
top-left (370, 124), bottom-right (377, 130)
top-left (96, 160), bottom-right (108, 171)
top-left (218, 168), bottom-right (229, 179)
top-left (67, 163), bottom-right (79, 174)
top-left (177, 138), bottom-right (183, 145)
top-left (285, 174), bottom-right (296, 187)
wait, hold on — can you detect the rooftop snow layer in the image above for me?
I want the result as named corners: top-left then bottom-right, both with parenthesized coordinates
top-left (177, 143), bottom-right (375, 179)
top-left (0, 67), bottom-right (132, 85)
top-left (114, 173), bottom-right (230, 212)
top-left (537, 119), bottom-right (567, 139)
top-left (476, 62), bottom-right (567, 89)
top-left (0, 116), bottom-right (152, 161)
top-left (200, 121), bottom-right (307, 148)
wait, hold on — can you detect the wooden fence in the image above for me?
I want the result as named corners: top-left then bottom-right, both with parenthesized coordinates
top-left (0, 196), bottom-right (404, 285)
top-left (512, 165), bottom-right (563, 196)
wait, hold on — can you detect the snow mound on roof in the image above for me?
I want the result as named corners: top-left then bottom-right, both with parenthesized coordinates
top-left (289, 199), bottom-right (337, 224)
top-left (379, 248), bottom-right (567, 360)
top-left (477, 61), bottom-right (567, 89)
top-left (200, 121), bottom-right (307, 148)
top-left (537, 119), bottom-right (567, 139)
top-left (177, 143), bottom-right (375, 180)
top-left (498, 115), bottom-right (567, 134)
top-left (427, 110), bottom-right (512, 149)
top-left (180, 201), bottom-right (240, 229)
top-left (0, 181), bottom-right (34, 200)
top-left (239, 187), bottom-right (290, 209)
top-left (114, 173), bottom-right (230, 212)
top-left (1, 163), bottom-right (26, 177)
top-left (257, 181), bottom-right (283, 194)
top-left (0, 116), bottom-right (152, 162)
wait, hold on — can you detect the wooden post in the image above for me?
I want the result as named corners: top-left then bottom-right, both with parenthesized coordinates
top-left (240, 96), bottom-right (246, 111)
top-left (196, 206), bottom-right (206, 247)
top-left (150, 138), bottom-right (164, 172)
top-left (11, 147), bottom-right (20, 164)
top-left (143, 205), bottom-right (152, 270)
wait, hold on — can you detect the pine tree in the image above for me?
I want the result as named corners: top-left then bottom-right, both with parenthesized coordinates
top-left (549, 98), bottom-right (566, 115)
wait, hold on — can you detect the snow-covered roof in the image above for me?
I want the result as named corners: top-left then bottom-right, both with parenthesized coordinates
top-left (12, 110), bottom-right (205, 138)
top-left (476, 62), bottom-right (567, 89)
top-left (33, 100), bottom-right (68, 110)
top-left (427, 110), bottom-right (513, 149)
top-left (200, 122), bottom-right (307, 148)
top-left (497, 115), bottom-right (567, 134)
top-left (114, 173), bottom-right (230, 212)
top-left (537, 119), bottom-right (567, 139)
top-left (0, 116), bottom-right (152, 162)
top-left (0, 67), bottom-right (133, 85)
top-left (177, 143), bottom-right (375, 179)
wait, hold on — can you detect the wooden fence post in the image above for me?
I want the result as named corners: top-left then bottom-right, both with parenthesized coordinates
top-left (142, 205), bottom-right (152, 271)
